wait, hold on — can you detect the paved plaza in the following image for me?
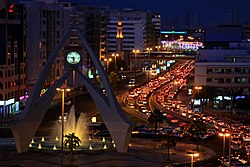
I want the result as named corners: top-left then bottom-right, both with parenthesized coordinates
top-left (0, 138), bottom-right (216, 167)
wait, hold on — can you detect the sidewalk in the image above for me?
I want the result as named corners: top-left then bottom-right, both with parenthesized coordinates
top-left (0, 138), bottom-right (216, 167)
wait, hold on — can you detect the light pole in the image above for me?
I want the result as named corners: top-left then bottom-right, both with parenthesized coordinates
top-left (146, 48), bottom-right (152, 82)
top-left (112, 53), bottom-right (119, 73)
top-left (133, 50), bottom-right (139, 87)
top-left (187, 152), bottom-right (199, 167)
top-left (195, 86), bottom-right (202, 99)
top-left (56, 87), bottom-right (71, 167)
top-left (104, 58), bottom-right (112, 74)
top-left (133, 50), bottom-right (139, 70)
top-left (195, 86), bottom-right (202, 112)
top-left (155, 45), bottom-right (161, 51)
top-left (219, 128), bottom-right (230, 161)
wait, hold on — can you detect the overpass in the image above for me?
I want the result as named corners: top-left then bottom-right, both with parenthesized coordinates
top-left (131, 51), bottom-right (196, 60)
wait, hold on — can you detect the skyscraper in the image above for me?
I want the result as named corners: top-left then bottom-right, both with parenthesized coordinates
top-left (0, 2), bottom-right (26, 117)
top-left (227, 10), bottom-right (240, 25)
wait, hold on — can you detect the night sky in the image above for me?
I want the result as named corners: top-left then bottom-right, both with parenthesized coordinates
top-left (75, 0), bottom-right (250, 27)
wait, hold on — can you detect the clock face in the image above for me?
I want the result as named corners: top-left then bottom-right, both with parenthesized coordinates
top-left (66, 51), bottom-right (81, 65)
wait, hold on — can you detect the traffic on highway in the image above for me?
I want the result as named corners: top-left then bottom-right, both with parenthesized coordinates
top-left (122, 60), bottom-right (250, 166)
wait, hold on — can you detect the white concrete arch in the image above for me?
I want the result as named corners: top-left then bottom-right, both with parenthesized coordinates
top-left (10, 23), bottom-right (134, 153)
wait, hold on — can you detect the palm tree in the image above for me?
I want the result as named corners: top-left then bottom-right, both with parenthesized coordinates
top-left (188, 118), bottom-right (207, 150)
top-left (64, 133), bottom-right (81, 166)
top-left (162, 136), bottom-right (176, 161)
top-left (148, 108), bottom-right (165, 140)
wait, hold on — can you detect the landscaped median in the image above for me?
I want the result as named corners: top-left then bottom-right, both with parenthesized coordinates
top-left (130, 138), bottom-right (216, 166)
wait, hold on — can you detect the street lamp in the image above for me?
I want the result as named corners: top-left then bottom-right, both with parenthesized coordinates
top-left (195, 86), bottom-right (202, 96)
top-left (132, 50), bottom-right (139, 70)
top-left (187, 152), bottom-right (199, 167)
top-left (133, 50), bottom-right (139, 87)
top-left (146, 48), bottom-right (152, 82)
top-left (195, 86), bottom-right (202, 106)
top-left (219, 128), bottom-right (230, 161)
top-left (155, 45), bottom-right (161, 51)
top-left (104, 58), bottom-right (112, 74)
top-left (56, 87), bottom-right (71, 167)
top-left (112, 53), bottom-right (119, 73)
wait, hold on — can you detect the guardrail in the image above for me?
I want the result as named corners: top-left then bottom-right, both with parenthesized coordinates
top-left (150, 89), bottom-right (191, 122)
top-left (120, 91), bottom-right (149, 122)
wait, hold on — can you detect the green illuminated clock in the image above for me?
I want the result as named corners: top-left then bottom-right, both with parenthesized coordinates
top-left (66, 51), bottom-right (81, 65)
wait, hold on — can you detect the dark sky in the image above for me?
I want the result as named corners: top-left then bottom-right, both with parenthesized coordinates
top-left (80, 0), bottom-right (250, 28)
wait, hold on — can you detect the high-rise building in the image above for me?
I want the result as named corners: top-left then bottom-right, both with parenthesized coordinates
top-left (227, 10), bottom-right (240, 25)
top-left (21, 0), bottom-right (70, 94)
top-left (61, 3), bottom-right (103, 87)
top-left (195, 48), bottom-right (250, 97)
top-left (116, 18), bottom-right (123, 59)
top-left (100, 9), bottom-right (161, 60)
top-left (205, 24), bottom-right (243, 49)
top-left (0, 2), bottom-right (26, 117)
top-left (150, 13), bottom-right (161, 48)
top-left (242, 23), bottom-right (250, 41)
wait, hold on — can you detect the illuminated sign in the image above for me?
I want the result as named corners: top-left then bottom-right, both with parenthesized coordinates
top-left (0, 98), bottom-right (15, 106)
top-left (8, 4), bottom-right (15, 13)
top-left (167, 61), bottom-right (171, 67)
top-left (188, 89), bottom-right (192, 95)
top-left (19, 94), bottom-right (29, 101)
top-left (194, 99), bottom-right (200, 105)
top-left (40, 88), bottom-right (48, 96)
top-left (15, 102), bottom-right (19, 112)
top-left (88, 70), bottom-right (94, 79)
top-left (7, 98), bottom-right (15, 105)
top-left (160, 31), bottom-right (187, 34)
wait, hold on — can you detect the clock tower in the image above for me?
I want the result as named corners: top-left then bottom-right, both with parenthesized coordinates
top-left (65, 51), bottom-right (82, 66)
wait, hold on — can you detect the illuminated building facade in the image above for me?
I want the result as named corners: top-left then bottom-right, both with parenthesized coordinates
top-left (0, 2), bottom-right (26, 117)
top-left (194, 49), bottom-right (250, 96)
top-left (160, 29), bottom-right (204, 51)
top-left (100, 9), bottom-right (161, 60)
top-left (116, 18), bottom-right (123, 59)
top-left (22, 0), bottom-right (70, 94)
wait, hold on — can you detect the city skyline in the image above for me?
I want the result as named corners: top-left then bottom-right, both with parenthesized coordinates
top-left (80, 0), bottom-right (250, 27)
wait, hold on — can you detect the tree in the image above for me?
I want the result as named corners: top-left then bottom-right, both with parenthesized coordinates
top-left (64, 133), bottom-right (81, 166)
top-left (148, 108), bottom-right (165, 140)
top-left (197, 86), bottom-right (217, 108)
top-left (188, 118), bottom-right (207, 150)
top-left (108, 72), bottom-right (120, 90)
top-left (162, 136), bottom-right (176, 161)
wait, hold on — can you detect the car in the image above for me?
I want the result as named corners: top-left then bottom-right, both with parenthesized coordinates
top-left (231, 143), bottom-right (242, 151)
top-left (129, 78), bottom-right (135, 86)
top-left (127, 98), bottom-right (135, 107)
top-left (162, 126), bottom-right (175, 133)
top-left (121, 75), bottom-right (126, 79)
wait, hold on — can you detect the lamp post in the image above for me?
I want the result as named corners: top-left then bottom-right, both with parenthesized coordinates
top-left (104, 58), bottom-right (112, 74)
top-left (56, 87), bottom-right (71, 167)
top-left (146, 48), bottom-right (152, 82)
top-left (133, 50), bottom-right (139, 87)
top-left (195, 86), bottom-right (202, 98)
top-left (219, 128), bottom-right (230, 161)
top-left (155, 45), bottom-right (161, 51)
top-left (187, 152), bottom-right (199, 167)
top-left (195, 86), bottom-right (202, 112)
top-left (133, 50), bottom-right (139, 70)
top-left (112, 53), bottom-right (119, 73)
